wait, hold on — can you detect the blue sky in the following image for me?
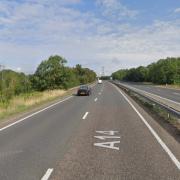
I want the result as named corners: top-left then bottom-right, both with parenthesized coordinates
top-left (0, 0), bottom-right (180, 75)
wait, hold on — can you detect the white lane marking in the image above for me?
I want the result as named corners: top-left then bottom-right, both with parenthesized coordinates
top-left (96, 131), bottom-right (119, 135)
top-left (94, 141), bottom-right (120, 150)
top-left (82, 112), bottom-right (89, 120)
top-left (94, 131), bottom-right (120, 150)
top-left (120, 83), bottom-right (180, 105)
top-left (99, 92), bottom-right (101, 95)
top-left (94, 136), bottom-right (120, 140)
top-left (113, 84), bottom-right (180, 170)
top-left (0, 96), bottom-right (73, 132)
top-left (0, 83), bottom-right (98, 133)
top-left (41, 168), bottom-right (54, 180)
top-left (94, 98), bottom-right (98, 102)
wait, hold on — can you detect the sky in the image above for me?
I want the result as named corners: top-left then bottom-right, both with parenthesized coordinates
top-left (0, 0), bottom-right (180, 75)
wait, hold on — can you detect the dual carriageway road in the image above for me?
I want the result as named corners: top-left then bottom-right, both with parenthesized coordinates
top-left (0, 81), bottom-right (179, 180)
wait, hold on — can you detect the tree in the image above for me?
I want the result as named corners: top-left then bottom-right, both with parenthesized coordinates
top-left (32, 55), bottom-right (67, 90)
top-left (31, 56), bottom-right (96, 91)
top-left (0, 69), bottom-right (32, 104)
top-left (62, 67), bottom-right (80, 89)
top-left (74, 64), bottom-right (96, 84)
top-left (111, 57), bottom-right (180, 85)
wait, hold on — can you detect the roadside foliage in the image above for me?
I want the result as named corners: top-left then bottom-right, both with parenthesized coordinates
top-left (0, 55), bottom-right (96, 108)
top-left (112, 57), bottom-right (180, 84)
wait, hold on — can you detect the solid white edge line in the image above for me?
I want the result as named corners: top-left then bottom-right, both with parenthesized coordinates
top-left (0, 82), bottom-right (98, 132)
top-left (112, 83), bottom-right (180, 170)
top-left (82, 112), bottom-right (89, 120)
top-left (41, 168), bottom-right (54, 180)
top-left (0, 96), bottom-right (73, 132)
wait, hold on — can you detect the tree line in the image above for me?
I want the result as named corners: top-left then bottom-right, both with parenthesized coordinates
top-left (0, 55), bottom-right (96, 104)
top-left (112, 57), bottom-right (180, 84)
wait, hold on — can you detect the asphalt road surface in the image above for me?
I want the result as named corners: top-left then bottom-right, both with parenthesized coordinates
top-left (0, 81), bottom-right (179, 180)
top-left (119, 81), bottom-right (180, 103)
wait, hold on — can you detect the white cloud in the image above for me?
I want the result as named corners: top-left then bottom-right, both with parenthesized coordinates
top-left (27, 0), bottom-right (81, 5)
top-left (16, 67), bottom-right (22, 72)
top-left (174, 8), bottom-right (180, 13)
top-left (96, 0), bottom-right (138, 20)
top-left (0, 1), bottom-right (180, 75)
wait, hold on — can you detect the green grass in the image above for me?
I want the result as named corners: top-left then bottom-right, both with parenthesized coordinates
top-left (0, 81), bottom-right (95, 122)
top-left (0, 89), bottom-right (67, 121)
top-left (156, 84), bottom-right (180, 90)
top-left (127, 90), bottom-right (180, 130)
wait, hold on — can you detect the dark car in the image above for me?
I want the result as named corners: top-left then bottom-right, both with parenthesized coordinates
top-left (77, 85), bottom-right (91, 96)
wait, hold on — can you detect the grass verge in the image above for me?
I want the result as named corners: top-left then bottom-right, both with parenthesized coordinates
top-left (112, 82), bottom-right (180, 143)
top-left (128, 91), bottom-right (180, 130)
top-left (0, 89), bottom-right (68, 121)
top-left (0, 81), bottom-right (96, 123)
top-left (156, 84), bottom-right (180, 90)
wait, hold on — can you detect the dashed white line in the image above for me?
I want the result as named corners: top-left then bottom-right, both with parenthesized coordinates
top-left (94, 98), bottom-right (98, 102)
top-left (0, 83), bottom-right (98, 132)
top-left (82, 112), bottom-right (89, 120)
top-left (0, 96), bottom-right (73, 132)
top-left (112, 83), bottom-right (180, 170)
top-left (41, 168), bottom-right (54, 180)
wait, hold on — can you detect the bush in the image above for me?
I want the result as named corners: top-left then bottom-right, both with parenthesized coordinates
top-left (112, 57), bottom-right (180, 85)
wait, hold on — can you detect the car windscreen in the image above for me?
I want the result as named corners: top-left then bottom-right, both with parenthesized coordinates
top-left (79, 86), bottom-right (88, 90)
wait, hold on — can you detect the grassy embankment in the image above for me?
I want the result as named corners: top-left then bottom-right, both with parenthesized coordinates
top-left (135, 81), bottom-right (180, 89)
top-left (157, 84), bottom-right (180, 90)
top-left (127, 88), bottom-right (180, 130)
top-left (129, 81), bottom-right (180, 89)
top-left (0, 89), bottom-right (68, 121)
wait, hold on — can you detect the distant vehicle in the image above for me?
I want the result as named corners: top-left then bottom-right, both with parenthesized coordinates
top-left (77, 85), bottom-right (91, 96)
top-left (98, 79), bottom-right (102, 84)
